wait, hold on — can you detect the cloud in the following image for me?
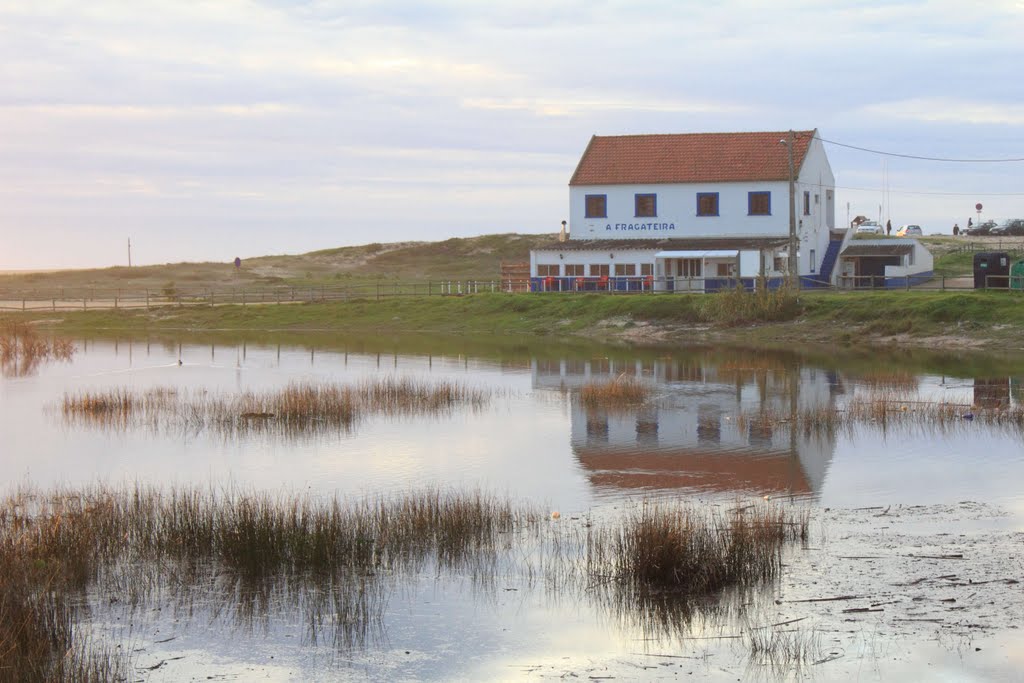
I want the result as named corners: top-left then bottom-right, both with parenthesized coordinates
top-left (856, 98), bottom-right (1024, 127)
top-left (1, 0), bottom-right (1024, 267)
top-left (461, 96), bottom-right (750, 118)
top-left (0, 103), bottom-right (301, 119)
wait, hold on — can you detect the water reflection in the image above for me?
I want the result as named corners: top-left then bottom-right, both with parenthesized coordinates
top-left (533, 356), bottom-right (838, 498)
top-left (3, 332), bottom-right (1024, 511)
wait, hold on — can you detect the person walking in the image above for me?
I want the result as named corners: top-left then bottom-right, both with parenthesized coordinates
top-left (953, 223), bottom-right (960, 236)
top-left (886, 219), bottom-right (892, 236)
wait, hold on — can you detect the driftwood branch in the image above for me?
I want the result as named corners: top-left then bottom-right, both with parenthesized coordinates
top-left (784, 595), bottom-right (863, 604)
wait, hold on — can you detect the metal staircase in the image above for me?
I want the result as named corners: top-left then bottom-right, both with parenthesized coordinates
top-left (808, 237), bottom-right (844, 288)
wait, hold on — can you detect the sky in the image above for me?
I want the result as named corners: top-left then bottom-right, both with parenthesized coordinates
top-left (2, 0), bottom-right (1024, 269)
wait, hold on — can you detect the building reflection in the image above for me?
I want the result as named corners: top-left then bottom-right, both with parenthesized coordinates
top-left (974, 378), bottom-right (1011, 409)
top-left (533, 354), bottom-right (839, 498)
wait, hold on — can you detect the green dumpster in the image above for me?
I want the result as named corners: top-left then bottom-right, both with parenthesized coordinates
top-left (1012, 260), bottom-right (1024, 291)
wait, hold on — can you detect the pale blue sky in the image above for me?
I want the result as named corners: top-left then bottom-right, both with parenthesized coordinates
top-left (2, 0), bottom-right (1023, 269)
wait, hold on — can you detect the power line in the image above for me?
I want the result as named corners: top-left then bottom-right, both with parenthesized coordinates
top-left (817, 136), bottom-right (1024, 163)
top-left (834, 184), bottom-right (1024, 197)
top-left (799, 179), bottom-right (1024, 198)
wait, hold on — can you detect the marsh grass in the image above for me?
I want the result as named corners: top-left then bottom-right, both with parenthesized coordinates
top-left (851, 370), bottom-right (919, 391)
top-left (580, 375), bottom-right (651, 409)
top-left (0, 485), bottom-right (533, 675)
top-left (589, 503), bottom-right (809, 594)
top-left (59, 378), bottom-right (491, 436)
top-left (0, 321), bottom-right (75, 378)
top-left (744, 623), bottom-right (822, 675)
top-left (0, 487), bottom-right (810, 675)
top-left (735, 395), bottom-right (1024, 435)
top-left (701, 284), bottom-right (802, 327)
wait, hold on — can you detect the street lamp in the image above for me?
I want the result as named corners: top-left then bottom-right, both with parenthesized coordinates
top-left (779, 131), bottom-right (798, 289)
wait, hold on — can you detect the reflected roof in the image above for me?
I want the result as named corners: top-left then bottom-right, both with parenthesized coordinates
top-left (575, 446), bottom-right (813, 495)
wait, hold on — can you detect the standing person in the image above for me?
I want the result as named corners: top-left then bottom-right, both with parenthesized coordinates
top-left (968, 218), bottom-right (973, 230)
top-left (886, 219), bottom-right (892, 235)
top-left (953, 223), bottom-right (960, 236)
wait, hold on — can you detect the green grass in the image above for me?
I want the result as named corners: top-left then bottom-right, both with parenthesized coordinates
top-left (920, 236), bottom-right (1024, 277)
top-left (6, 289), bottom-right (1024, 356)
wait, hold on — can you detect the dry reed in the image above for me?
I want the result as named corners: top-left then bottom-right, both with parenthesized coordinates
top-left (735, 396), bottom-right (1024, 435)
top-left (744, 623), bottom-right (822, 675)
top-left (59, 378), bottom-right (491, 436)
top-left (0, 321), bottom-right (75, 378)
top-left (580, 375), bottom-right (651, 409)
top-left (588, 502), bottom-right (808, 594)
top-left (0, 486), bottom-right (811, 674)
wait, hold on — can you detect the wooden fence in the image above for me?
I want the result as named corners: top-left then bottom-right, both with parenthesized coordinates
top-left (0, 281), bottom-right (526, 311)
top-left (2, 274), bottom-right (1023, 312)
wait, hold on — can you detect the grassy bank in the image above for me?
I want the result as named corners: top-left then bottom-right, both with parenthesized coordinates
top-left (8, 289), bottom-right (1024, 351)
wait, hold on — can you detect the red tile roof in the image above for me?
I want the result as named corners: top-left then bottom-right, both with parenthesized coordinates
top-left (569, 130), bottom-right (816, 186)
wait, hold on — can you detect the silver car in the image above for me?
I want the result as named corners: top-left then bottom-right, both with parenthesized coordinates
top-left (854, 221), bottom-right (884, 235)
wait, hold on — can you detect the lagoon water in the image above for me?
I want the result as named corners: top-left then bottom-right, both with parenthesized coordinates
top-left (2, 333), bottom-right (1023, 680)
top-left (4, 334), bottom-right (1023, 513)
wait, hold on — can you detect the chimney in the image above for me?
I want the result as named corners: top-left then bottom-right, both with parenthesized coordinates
top-left (559, 220), bottom-right (567, 242)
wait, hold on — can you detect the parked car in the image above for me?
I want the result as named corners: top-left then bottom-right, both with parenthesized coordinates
top-left (966, 221), bottom-right (994, 236)
top-left (855, 221), bottom-right (884, 235)
top-left (992, 219), bottom-right (1024, 236)
top-left (895, 224), bottom-right (922, 237)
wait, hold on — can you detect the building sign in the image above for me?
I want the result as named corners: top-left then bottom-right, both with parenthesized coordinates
top-left (606, 222), bottom-right (677, 231)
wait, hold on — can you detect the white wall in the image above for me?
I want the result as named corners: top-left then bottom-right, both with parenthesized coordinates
top-left (569, 181), bottom-right (790, 241)
top-left (885, 240), bottom-right (935, 277)
top-left (533, 248), bottom-right (770, 278)
top-left (533, 248), bottom-right (653, 277)
top-left (793, 135), bottom-right (836, 277)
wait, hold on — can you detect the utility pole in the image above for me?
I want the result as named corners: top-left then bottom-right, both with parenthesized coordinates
top-left (782, 131), bottom-right (798, 289)
top-left (128, 238), bottom-right (132, 267)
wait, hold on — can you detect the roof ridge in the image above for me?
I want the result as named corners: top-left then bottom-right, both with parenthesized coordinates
top-left (590, 129), bottom-right (816, 139)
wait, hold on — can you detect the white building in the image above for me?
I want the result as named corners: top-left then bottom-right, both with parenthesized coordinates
top-left (836, 238), bottom-right (934, 288)
top-left (531, 130), bottom-right (839, 292)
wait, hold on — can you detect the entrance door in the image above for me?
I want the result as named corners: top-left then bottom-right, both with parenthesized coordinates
top-left (678, 258), bottom-right (703, 292)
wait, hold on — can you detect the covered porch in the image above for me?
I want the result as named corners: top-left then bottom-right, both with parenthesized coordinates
top-left (654, 249), bottom-right (740, 292)
top-left (528, 237), bottom-right (791, 293)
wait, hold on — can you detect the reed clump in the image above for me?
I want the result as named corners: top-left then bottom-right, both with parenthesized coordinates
top-left (701, 284), bottom-right (801, 326)
top-left (593, 503), bottom-right (809, 594)
top-left (59, 378), bottom-right (491, 436)
top-left (0, 490), bottom-right (130, 682)
top-left (735, 396), bottom-right (1024, 435)
top-left (0, 485), bottom-right (535, 675)
top-left (0, 486), bottom-right (812, 673)
top-left (0, 321), bottom-right (75, 378)
top-left (745, 623), bottom-right (822, 675)
top-left (580, 375), bottom-right (651, 408)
